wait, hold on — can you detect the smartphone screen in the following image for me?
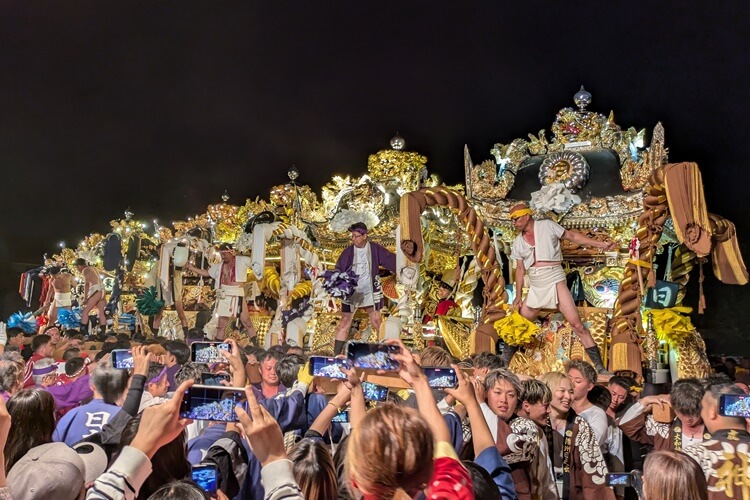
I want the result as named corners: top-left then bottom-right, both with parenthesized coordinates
top-left (605, 472), bottom-right (632, 487)
top-left (423, 367), bottom-right (458, 388)
top-left (309, 356), bottom-right (349, 379)
top-left (111, 349), bottom-right (134, 369)
top-left (180, 384), bottom-right (246, 422)
top-left (200, 372), bottom-right (230, 386)
top-left (191, 463), bottom-right (218, 494)
top-left (346, 342), bottom-right (400, 371)
top-left (362, 381), bottom-right (389, 402)
top-left (719, 394), bottom-right (750, 417)
top-left (332, 410), bottom-right (349, 423)
top-left (191, 342), bottom-right (230, 364)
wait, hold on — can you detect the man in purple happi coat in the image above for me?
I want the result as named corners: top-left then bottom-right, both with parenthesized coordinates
top-left (332, 222), bottom-right (396, 355)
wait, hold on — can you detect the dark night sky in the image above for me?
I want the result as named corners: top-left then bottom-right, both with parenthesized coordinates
top-left (1, 2), bottom-right (749, 350)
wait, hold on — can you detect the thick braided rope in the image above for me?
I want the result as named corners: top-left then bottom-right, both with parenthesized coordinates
top-left (400, 187), bottom-right (507, 326)
top-left (611, 167), bottom-right (668, 342)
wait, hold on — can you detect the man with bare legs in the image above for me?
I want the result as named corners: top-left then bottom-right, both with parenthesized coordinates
top-left (504, 203), bottom-right (617, 373)
top-left (73, 258), bottom-right (107, 336)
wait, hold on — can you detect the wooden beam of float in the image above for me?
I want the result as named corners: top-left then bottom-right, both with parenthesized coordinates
top-left (399, 187), bottom-right (507, 353)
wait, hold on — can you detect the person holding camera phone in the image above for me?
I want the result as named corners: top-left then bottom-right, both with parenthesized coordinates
top-left (332, 222), bottom-right (396, 356)
top-left (683, 381), bottom-right (750, 500)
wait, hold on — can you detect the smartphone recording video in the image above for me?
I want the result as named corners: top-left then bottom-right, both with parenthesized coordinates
top-left (719, 394), bottom-right (750, 418)
top-left (191, 463), bottom-right (218, 494)
top-left (332, 410), bottom-right (349, 423)
top-left (362, 381), bottom-right (389, 402)
top-left (605, 472), bottom-right (632, 487)
top-left (423, 367), bottom-right (458, 388)
top-left (309, 356), bottom-right (349, 379)
top-left (180, 384), bottom-right (245, 422)
top-left (347, 342), bottom-right (400, 371)
top-left (200, 372), bottom-right (230, 386)
top-left (111, 349), bottom-right (134, 369)
top-left (191, 342), bottom-right (230, 364)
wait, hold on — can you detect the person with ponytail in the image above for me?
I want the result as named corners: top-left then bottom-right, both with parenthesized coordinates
top-left (346, 339), bottom-right (473, 499)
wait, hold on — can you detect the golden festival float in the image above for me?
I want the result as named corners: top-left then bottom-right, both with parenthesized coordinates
top-left (29, 87), bottom-right (748, 381)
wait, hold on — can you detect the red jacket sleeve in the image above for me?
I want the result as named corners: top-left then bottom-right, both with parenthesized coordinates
top-left (424, 456), bottom-right (474, 500)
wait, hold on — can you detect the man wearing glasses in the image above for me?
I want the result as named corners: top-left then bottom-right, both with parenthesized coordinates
top-left (505, 203), bottom-right (617, 373)
top-left (332, 222), bottom-right (396, 355)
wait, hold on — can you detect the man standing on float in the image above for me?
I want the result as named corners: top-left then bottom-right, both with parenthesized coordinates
top-left (186, 243), bottom-right (258, 344)
top-left (332, 222), bottom-right (397, 356)
top-left (505, 203), bottom-right (617, 374)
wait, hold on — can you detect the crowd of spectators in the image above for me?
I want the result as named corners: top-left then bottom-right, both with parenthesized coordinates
top-left (0, 322), bottom-right (745, 499)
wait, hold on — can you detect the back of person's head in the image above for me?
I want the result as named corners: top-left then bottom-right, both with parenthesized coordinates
top-left (91, 357), bottom-right (130, 404)
top-left (519, 378), bottom-right (551, 405)
top-left (419, 346), bottom-right (452, 367)
top-left (702, 373), bottom-right (733, 389)
top-left (702, 380), bottom-right (746, 432)
top-left (32, 334), bottom-right (51, 353)
top-left (286, 345), bottom-right (304, 357)
top-left (463, 460), bottom-right (502, 500)
top-left (62, 347), bottom-right (81, 361)
top-left (587, 384), bottom-right (612, 411)
top-left (147, 479), bottom-right (209, 499)
top-left (643, 450), bottom-right (708, 500)
top-left (0, 355), bottom-right (24, 393)
top-left (116, 333), bottom-right (131, 342)
top-left (119, 413), bottom-right (190, 500)
top-left (64, 329), bottom-right (82, 339)
top-left (474, 352), bottom-right (505, 371)
top-left (276, 354), bottom-right (305, 388)
top-left (566, 359), bottom-right (597, 386)
top-left (347, 404), bottom-right (433, 499)
top-left (5, 388), bottom-right (56, 471)
top-left (670, 378), bottom-right (704, 418)
top-left (288, 438), bottom-right (338, 499)
top-left (244, 345), bottom-right (265, 361)
top-left (175, 362), bottom-right (208, 386)
top-left (269, 344), bottom-right (290, 356)
top-left (65, 356), bottom-right (87, 377)
top-left (333, 434), bottom-right (353, 499)
top-left (164, 341), bottom-right (190, 365)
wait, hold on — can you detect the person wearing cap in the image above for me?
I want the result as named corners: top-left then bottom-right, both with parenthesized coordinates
top-left (44, 265), bottom-right (75, 326)
top-left (332, 222), bottom-right (397, 355)
top-left (7, 441), bottom-right (107, 499)
top-left (186, 243), bottom-right (258, 344)
top-left (506, 202), bottom-right (617, 373)
top-left (74, 258), bottom-right (108, 337)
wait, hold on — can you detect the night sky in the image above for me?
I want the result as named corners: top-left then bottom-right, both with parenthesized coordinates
top-left (1, 2), bottom-right (748, 351)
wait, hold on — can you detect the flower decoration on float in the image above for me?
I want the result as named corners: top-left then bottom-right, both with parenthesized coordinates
top-left (321, 270), bottom-right (358, 299)
top-left (330, 210), bottom-right (379, 234)
top-left (57, 308), bottom-right (82, 330)
top-left (493, 304), bottom-right (540, 346)
top-left (647, 306), bottom-right (696, 347)
top-left (7, 312), bottom-right (38, 334)
top-left (529, 182), bottom-right (582, 219)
